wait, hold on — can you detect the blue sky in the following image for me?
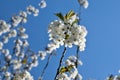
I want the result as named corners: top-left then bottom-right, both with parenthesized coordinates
top-left (0, 0), bottom-right (120, 80)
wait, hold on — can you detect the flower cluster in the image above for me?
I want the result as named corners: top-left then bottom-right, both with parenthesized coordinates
top-left (0, 0), bottom-right (47, 80)
top-left (0, 0), bottom-right (89, 80)
top-left (65, 56), bottom-right (83, 66)
top-left (56, 56), bottom-right (83, 80)
top-left (0, 20), bottom-right (11, 36)
top-left (27, 5), bottom-right (39, 16)
top-left (13, 70), bottom-right (33, 80)
top-left (0, 0), bottom-right (47, 48)
top-left (48, 11), bottom-right (87, 51)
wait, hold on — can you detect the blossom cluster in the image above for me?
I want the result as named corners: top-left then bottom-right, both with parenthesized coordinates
top-left (48, 14), bottom-right (87, 51)
top-left (57, 56), bottom-right (83, 80)
top-left (0, 0), bottom-right (89, 80)
top-left (4, 70), bottom-right (33, 80)
top-left (0, 0), bottom-right (47, 80)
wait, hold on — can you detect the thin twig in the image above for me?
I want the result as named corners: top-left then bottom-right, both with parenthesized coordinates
top-left (75, 46), bottom-right (79, 68)
top-left (39, 53), bottom-right (53, 80)
top-left (54, 47), bottom-right (67, 80)
top-left (75, 5), bottom-right (82, 80)
top-left (76, 4), bottom-right (82, 68)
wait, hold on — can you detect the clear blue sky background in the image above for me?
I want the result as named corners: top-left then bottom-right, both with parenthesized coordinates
top-left (0, 0), bottom-right (120, 80)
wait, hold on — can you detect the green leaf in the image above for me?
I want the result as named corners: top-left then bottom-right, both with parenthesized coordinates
top-left (59, 65), bottom-right (74, 74)
top-left (67, 65), bottom-right (74, 70)
top-left (22, 58), bottom-right (27, 64)
top-left (64, 14), bottom-right (68, 20)
top-left (59, 67), bottom-right (68, 73)
top-left (55, 13), bottom-right (64, 21)
top-left (66, 10), bottom-right (75, 20)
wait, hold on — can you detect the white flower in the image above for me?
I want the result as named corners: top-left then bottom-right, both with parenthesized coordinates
top-left (23, 40), bottom-right (29, 47)
top-left (31, 54), bottom-right (38, 60)
top-left (19, 33), bottom-right (29, 39)
top-left (32, 60), bottom-right (38, 67)
top-left (0, 20), bottom-right (11, 35)
top-left (66, 56), bottom-right (83, 66)
top-left (57, 73), bottom-right (70, 80)
top-left (0, 42), bottom-right (3, 49)
top-left (39, 0), bottom-right (47, 8)
top-left (1, 66), bottom-right (7, 71)
top-left (5, 54), bottom-right (12, 61)
top-left (2, 36), bottom-right (9, 43)
top-left (14, 44), bottom-right (21, 56)
top-left (33, 9), bottom-right (39, 16)
top-left (80, 26), bottom-right (88, 37)
top-left (4, 49), bottom-right (10, 56)
top-left (113, 75), bottom-right (118, 80)
top-left (118, 70), bottom-right (120, 73)
top-left (9, 29), bottom-right (17, 37)
top-left (13, 71), bottom-right (34, 80)
top-left (19, 52), bottom-right (25, 58)
top-left (46, 42), bottom-right (60, 53)
top-left (38, 51), bottom-right (46, 60)
top-left (78, 59), bottom-right (83, 66)
top-left (19, 11), bottom-right (27, 23)
top-left (5, 72), bottom-right (11, 80)
top-left (1, 49), bottom-right (10, 56)
top-left (78, 0), bottom-right (89, 9)
top-left (18, 27), bottom-right (26, 33)
top-left (12, 16), bottom-right (22, 27)
top-left (26, 5), bottom-right (35, 15)
top-left (69, 66), bottom-right (78, 79)
top-left (77, 74), bottom-right (83, 80)
top-left (5, 72), bottom-right (11, 77)
top-left (20, 11), bottom-right (27, 18)
top-left (26, 5), bottom-right (39, 16)
top-left (14, 39), bottom-right (23, 46)
top-left (79, 42), bottom-right (86, 51)
top-left (11, 59), bottom-right (22, 70)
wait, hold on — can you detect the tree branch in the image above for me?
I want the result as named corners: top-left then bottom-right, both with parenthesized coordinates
top-left (54, 47), bottom-right (67, 80)
top-left (39, 53), bottom-right (53, 80)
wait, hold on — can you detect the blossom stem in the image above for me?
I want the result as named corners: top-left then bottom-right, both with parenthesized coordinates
top-left (75, 5), bottom-right (81, 80)
top-left (75, 5), bottom-right (81, 68)
top-left (54, 47), bottom-right (67, 80)
top-left (76, 46), bottom-right (79, 68)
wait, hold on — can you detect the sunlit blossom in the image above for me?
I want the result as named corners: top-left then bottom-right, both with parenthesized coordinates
top-left (78, 0), bottom-right (89, 9)
top-left (39, 0), bottom-right (47, 8)
top-left (48, 19), bottom-right (87, 51)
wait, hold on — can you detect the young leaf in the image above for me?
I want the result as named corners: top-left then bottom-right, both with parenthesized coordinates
top-left (66, 10), bottom-right (75, 20)
top-left (64, 14), bottom-right (68, 20)
top-left (59, 67), bottom-right (68, 73)
top-left (67, 65), bottom-right (74, 71)
top-left (55, 13), bottom-right (64, 21)
top-left (22, 58), bottom-right (27, 64)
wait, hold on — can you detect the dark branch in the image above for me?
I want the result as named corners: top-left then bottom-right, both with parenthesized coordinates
top-left (54, 47), bottom-right (67, 80)
top-left (39, 53), bottom-right (53, 80)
